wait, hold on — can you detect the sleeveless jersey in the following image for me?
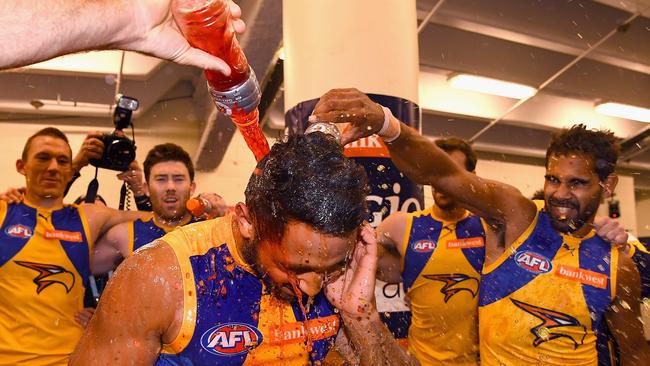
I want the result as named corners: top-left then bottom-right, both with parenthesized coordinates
top-left (479, 204), bottom-right (618, 366)
top-left (0, 200), bottom-right (92, 365)
top-left (401, 208), bottom-right (485, 365)
top-left (155, 216), bottom-right (340, 366)
top-left (128, 215), bottom-right (198, 254)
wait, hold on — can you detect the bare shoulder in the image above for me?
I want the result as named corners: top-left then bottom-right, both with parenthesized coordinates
top-left (101, 239), bottom-right (183, 336)
top-left (113, 239), bottom-right (181, 296)
top-left (71, 240), bottom-right (184, 364)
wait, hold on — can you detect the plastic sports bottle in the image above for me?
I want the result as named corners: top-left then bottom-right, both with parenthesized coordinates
top-left (186, 197), bottom-right (217, 219)
top-left (172, 0), bottom-right (270, 162)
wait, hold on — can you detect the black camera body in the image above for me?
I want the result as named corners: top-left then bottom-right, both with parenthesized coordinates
top-left (90, 95), bottom-right (138, 171)
top-left (92, 133), bottom-right (136, 171)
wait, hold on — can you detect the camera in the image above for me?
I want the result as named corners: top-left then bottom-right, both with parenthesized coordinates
top-left (90, 95), bottom-right (138, 171)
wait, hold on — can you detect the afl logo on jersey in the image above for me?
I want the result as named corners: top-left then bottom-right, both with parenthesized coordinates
top-left (515, 251), bottom-right (553, 274)
top-left (5, 224), bottom-right (33, 238)
top-left (412, 239), bottom-right (437, 253)
top-left (200, 323), bottom-right (263, 356)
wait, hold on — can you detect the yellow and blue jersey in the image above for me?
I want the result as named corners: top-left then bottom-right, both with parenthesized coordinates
top-left (479, 203), bottom-right (617, 366)
top-left (156, 216), bottom-right (340, 366)
top-left (0, 200), bottom-right (92, 365)
top-left (128, 215), bottom-right (199, 254)
top-left (401, 208), bottom-right (485, 365)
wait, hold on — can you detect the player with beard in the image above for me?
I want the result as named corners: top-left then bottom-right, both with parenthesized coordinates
top-left (91, 143), bottom-right (226, 274)
top-left (377, 139), bottom-right (631, 366)
top-left (377, 137), bottom-right (485, 365)
top-left (71, 132), bottom-right (418, 366)
top-left (310, 88), bottom-right (649, 365)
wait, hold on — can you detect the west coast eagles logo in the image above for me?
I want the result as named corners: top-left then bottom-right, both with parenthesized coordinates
top-left (424, 273), bottom-right (479, 302)
top-left (14, 261), bottom-right (75, 294)
top-left (511, 298), bottom-right (587, 349)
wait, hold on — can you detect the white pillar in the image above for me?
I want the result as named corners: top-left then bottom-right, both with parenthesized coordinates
top-left (283, 0), bottom-right (419, 110)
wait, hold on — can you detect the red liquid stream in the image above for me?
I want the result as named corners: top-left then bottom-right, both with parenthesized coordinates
top-left (289, 276), bottom-right (314, 353)
top-left (173, 0), bottom-right (270, 162)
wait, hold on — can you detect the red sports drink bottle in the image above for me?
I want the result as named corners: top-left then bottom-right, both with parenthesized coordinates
top-left (186, 197), bottom-right (216, 219)
top-left (172, 0), bottom-right (270, 162)
top-left (187, 196), bottom-right (233, 219)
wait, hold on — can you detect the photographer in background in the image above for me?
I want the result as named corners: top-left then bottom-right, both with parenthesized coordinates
top-left (65, 130), bottom-right (152, 211)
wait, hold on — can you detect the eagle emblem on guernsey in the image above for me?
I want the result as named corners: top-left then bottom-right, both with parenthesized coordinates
top-left (423, 273), bottom-right (479, 302)
top-left (14, 261), bottom-right (76, 294)
top-left (511, 298), bottom-right (587, 349)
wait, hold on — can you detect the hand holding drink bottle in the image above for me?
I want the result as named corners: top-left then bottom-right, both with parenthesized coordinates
top-left (172, 0), bottom-right (270, 162)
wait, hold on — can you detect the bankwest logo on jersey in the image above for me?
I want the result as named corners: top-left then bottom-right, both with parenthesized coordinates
top-left (200, 323), bottom-right (263, 356)
top-left (44, 229), bottom-right (83, 242)
top-left (446, 237), bottom-right (484, 249)
top-left (515, 251), bottom-right (553, 274)
top-left (5, 224), bottom-right (33, 238)
top-left (269, 315), bottom-right (340, 345)
top-left (555, 264), bottom-right (607, 289)
top-left (412, 239), bottom-right (437, 253)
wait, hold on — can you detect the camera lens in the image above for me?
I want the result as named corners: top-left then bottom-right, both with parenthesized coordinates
top-left (106, 138), bottom-right (136, 170)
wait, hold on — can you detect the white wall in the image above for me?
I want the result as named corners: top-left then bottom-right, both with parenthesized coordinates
top-left (636, 197), bottom-right (650, 238)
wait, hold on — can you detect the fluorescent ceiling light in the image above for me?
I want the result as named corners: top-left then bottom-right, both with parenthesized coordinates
top-left (594, 102), bottom-right (650, 123)
top-left (448, 74), bottom-right (537, 99)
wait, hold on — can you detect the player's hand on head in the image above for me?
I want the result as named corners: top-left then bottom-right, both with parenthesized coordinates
top-left (309, 88), bottom-right (385, 145)
top-left (324, 223), bottom-right (378, 318)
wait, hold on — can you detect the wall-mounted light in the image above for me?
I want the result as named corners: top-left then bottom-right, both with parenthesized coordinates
top-left (448, 74), bottom-right (537, 99)
top-left (594, 102), bottom-right (650, 123)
